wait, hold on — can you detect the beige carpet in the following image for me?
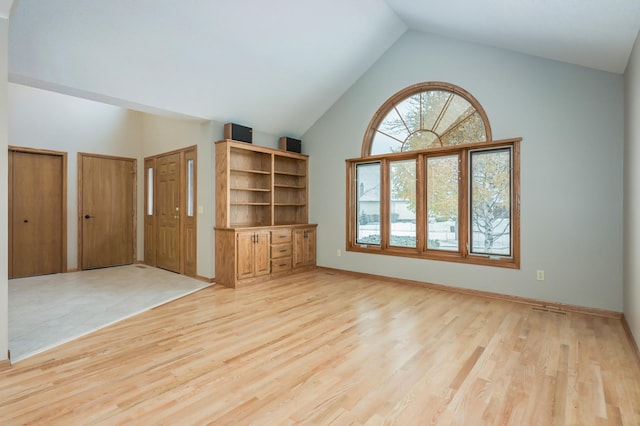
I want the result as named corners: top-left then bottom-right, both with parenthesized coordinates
top-left (9, 265), bottom-right (212, 362)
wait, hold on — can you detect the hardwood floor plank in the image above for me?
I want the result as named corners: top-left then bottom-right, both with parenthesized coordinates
top-left (1, 269), bottom-right (639, 424)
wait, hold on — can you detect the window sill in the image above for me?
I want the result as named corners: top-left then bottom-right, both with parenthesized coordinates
top-left (346, 245), bottom-right (520, 269)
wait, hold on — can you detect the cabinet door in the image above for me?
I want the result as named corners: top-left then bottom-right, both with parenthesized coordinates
top-left (254, 231), bottom-right (271, 277)
top-left (293, 228), bottom-right (316, 268)
top-left (236, 232), bottom-right (255, 280)
top-left (304, 228), bottom-right (316, 265)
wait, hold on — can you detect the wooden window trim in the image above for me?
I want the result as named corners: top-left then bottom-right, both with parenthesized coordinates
top-left (347, 140), bottom-right (521, 269)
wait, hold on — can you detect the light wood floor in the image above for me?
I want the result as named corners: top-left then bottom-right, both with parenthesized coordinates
top-left (1, 269), bottom-right (639, 424)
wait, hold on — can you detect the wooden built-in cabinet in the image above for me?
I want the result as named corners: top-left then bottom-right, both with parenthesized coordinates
top-left (215, 140), bottom-right (317, 288)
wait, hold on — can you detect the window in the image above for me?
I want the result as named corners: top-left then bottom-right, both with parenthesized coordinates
top-left (187, 159), bottom-right (194, 217)
top-left (470, 148), bottom-right (512, 256)
top-left (347, 82), bottom-right (520, 268)
top-left (356, 162), bottom-right (381, 245)
top-left (147, 167), bottom-right (154, 216)
top-left (389, 159), bottom-right (416, 248)
top-left (427, 154), bottom-right (459, 252)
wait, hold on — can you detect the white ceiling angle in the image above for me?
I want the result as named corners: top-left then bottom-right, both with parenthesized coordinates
top-left (8, 0), bottom-right (406, 136)
top-left (385, 0), bottom-right (640, 74)
top-left (7, 0), bottom-right (640, 136)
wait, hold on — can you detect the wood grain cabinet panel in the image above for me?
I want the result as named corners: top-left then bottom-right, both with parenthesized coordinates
top-left (293, 226), bottom-right (317, 268)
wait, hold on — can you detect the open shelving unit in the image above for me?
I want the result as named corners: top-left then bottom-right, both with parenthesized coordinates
top-left (216, 140), bottom-right (308, 228)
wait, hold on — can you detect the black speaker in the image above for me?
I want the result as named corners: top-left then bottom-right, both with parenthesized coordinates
top-left (224, 123), bottom-right (253, 143)
top-left (279, 137), bottom-right (302, 153)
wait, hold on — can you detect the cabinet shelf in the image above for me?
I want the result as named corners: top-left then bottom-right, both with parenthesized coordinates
top-left (274, 184), bottom-right (305, 189)
top-left (230, 168), bottom-right (271, 175)
top-left (231, 187), bottom-right (271, 192)
top-left (274, 170), bottom-right (306, 177)
top-left (231, 202), bottom-right (271, 206)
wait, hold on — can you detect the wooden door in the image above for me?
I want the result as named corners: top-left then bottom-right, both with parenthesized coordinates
top-left (9, 150), bottom-right (65, 278)
top-left (144, 147), bottom-right (197, 277)
top-left (156, 152), bottom-right (181, 273)
top-left (80, 154), bottom-right (135, 269)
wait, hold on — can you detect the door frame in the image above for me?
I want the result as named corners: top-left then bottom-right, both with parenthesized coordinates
top-left (77, 153), bottom-right (137, 270)
top-left (8, 146), bottom-right (68, 276)
top-left (144, 145), bottom-right (197, 277)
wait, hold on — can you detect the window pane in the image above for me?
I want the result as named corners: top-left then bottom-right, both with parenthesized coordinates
top-left (187, 159), bottom-right (194, 217)
top-left (372, 132), bottom-right (402, 155)
top-left (427, 155), bottom-right (459, 251)
top-left (422, 90), bottom-right (451, 131)
top-left (434, 95), bottom-right (474, 136)
top-left (378, 108), bottom-right (409, 142)
top-left (389, 159), bottom-right (416, 248)
top-left (356, 162), bottom-right (381, 245)
top-left (147, 168), bottom-right (153, 216)
top-left (395, 94), bottom-right (421, 134)
top-left (470, 148), bottom-right (511, 256)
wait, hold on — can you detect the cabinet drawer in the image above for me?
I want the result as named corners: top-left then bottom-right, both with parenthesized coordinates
top-left (271, 257), bottom-right (292, 272)
top-left (271, 244), bottom-right (291, 258)
top-left (271, 228), bottom-right (291, 243)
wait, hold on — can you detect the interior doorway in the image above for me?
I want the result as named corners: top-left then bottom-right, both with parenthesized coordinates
top-left (78, 153), bottom-right (136, 270)
top-left (8, 147), bottom-right (67, 278)
top-left (144, 146), bottom-right (197, 277)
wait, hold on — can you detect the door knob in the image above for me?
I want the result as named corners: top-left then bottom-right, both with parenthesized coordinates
top-left (84, 214), bottom-right (93, 219)
top-left (23, 219), bottom-right (28, 223)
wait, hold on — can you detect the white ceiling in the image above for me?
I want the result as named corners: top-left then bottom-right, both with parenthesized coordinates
top-left (0, 0), bottom-right (13, 18)
top-left (7, 0), bottom-right (640, 137)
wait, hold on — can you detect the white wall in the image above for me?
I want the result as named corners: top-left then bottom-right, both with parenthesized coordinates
top-left (8, 83), bottom-right (144, 270)
top-left (624, 32), bottom-right (640, 341)
top-left (1, 16), bottom-right (10, 362)
top-left (141, 115), bottom-right (215, 279)
top-left (304, 30), bottom-right (625, 312)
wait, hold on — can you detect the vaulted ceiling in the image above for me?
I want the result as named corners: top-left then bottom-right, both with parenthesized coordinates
top-left (7, 0), bottom-right (640, 137)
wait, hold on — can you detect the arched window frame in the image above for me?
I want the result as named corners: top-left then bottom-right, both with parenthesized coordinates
top-left (347, 82), bottom-right (521, 269)
top-left (362, 81), bottom-right (492, 156)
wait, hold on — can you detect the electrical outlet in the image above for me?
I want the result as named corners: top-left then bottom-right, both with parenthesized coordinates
top-left (337, 249), bottom-right (342, 257)
top-left (536, 270), bottom-right (545, 281)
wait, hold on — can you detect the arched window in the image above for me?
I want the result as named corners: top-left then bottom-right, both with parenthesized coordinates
top-left (347, 82), bottom-right (520, 268)
top-left (363, 82), bottom-right (491, 156)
